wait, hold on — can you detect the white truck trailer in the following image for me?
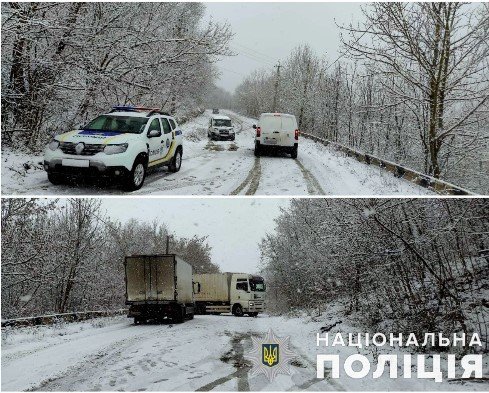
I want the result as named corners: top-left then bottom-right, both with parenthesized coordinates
top-left (194, 273), bottom-right (266, 316)
top-left (124, 254), bottom-right (199, 324)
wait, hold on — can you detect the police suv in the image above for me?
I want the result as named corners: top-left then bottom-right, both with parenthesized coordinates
top-left (44, 106), bottom-right (183, 191)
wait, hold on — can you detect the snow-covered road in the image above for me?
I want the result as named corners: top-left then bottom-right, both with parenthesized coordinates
top-left (2, 315), bottom-right (341, 392)
top-left (1, 110), bottom-right (430, 196)
top-left (3, 313), bottom-right (483, 391)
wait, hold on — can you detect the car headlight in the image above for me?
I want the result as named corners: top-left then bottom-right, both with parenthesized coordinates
top-left (104, 143), bottom-right (128, 155)
top-left (48, 139), bottom-right (59, 151)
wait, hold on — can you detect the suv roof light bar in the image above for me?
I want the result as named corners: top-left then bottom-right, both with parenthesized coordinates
top-left (110, 105), bottom-right (164, 114)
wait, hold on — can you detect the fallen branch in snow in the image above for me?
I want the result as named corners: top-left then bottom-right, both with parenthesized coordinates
top-left (320, 320), bottom-right (342, 333)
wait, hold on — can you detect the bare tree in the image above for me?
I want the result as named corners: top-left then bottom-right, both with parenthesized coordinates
top-left (340, 3), bottom-right (489, 178)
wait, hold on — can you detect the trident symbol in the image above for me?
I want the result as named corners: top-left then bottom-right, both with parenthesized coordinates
top-left (263, 344), bottom-right (278, 366)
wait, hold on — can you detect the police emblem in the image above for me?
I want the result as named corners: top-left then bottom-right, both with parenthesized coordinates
top-left (262, 343), bottom-right (279, 367)
top-left (245, 328), bottom-right (296, 381)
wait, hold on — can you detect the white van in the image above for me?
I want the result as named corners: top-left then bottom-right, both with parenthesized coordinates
top-left (253, 113), bottom-right (298, 158)
top-left (208, 115), bottom-right (235, 141)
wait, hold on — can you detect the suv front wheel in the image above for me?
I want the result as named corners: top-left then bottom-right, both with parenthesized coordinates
top-left (47, 173), bottom-right (65, 185)
top-left (169, 148), bottom-right (182, 172)
top-left (124, 156), bottom-right (146, 191)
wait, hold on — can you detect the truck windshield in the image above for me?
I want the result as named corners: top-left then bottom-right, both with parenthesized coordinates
top-left (213, 119), bottom-right (231, 127)
top-left (250, 279), bottom-right (266, 292)
top-left (84, 115), bottom-right (149, 134)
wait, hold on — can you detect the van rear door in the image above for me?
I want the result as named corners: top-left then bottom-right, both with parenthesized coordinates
top-left (280, 115), bottom-right (297, 147)
top-left (260, 114), bottom-right (296, 147)
top-left (260, 114), bottom-right (282, 146)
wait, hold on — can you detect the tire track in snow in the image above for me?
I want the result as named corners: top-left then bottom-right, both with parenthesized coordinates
top-left (230, 156), bottom-right (261, 195)
top-left (285, 342), bottom-right (346, 392)
top-left (294, 158), bottom-right (326, 195)
top-left (2, 322), bottom-right (134, 363)
top-left (195, 332), bottom-right (251, 391)
top-left (24, 324), bottom-right (174, 391)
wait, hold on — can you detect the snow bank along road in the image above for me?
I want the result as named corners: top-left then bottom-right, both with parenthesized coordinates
top-left (1, 110), bottom-right (430, 195)
top-left (2, 314), bottom-right (343, 392)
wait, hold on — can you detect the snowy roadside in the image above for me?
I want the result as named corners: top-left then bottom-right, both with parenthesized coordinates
top-left (2, 311), bottom-right (486, 391)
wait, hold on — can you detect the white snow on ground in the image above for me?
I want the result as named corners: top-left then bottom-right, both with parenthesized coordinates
top-left (1, 110), bottom-right (431, 195)
top-left (2, 313), bottom-right (485, 391)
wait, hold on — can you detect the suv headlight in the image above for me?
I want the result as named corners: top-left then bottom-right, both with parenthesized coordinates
top-left (104, 143), bottom-right (128, 155)
top-left (48, 139), bottom-right (59, 151)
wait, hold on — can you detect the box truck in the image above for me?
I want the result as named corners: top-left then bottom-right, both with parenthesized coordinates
top-left (194, 273), bottom-right (265, 317)
top-left (124, 254), bottom-right (199, 324)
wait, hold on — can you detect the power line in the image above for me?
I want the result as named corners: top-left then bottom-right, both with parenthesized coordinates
top-left (232, 42), bottom-right (276, 62)
top-left (230, 45), bottom-right (276, 67)
top-left (219, 66), bottom-right (247, 77)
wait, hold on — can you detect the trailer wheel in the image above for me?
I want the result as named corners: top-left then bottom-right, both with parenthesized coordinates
top-left (187, 313), bottom-right (194, 320)
top-left (248, 312), bottom-right (258, 317)
top-left (174, 307), bottom-right (185, 323)
top-left (232, 304), bottom-right (244, 317)
top-left (134, 317), bottom-right (145, 325)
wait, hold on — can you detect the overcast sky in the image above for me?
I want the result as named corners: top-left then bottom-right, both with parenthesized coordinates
top-left (204, 2), bottom-right (364, 92)
top-left (102, 198), bottom-right (290, 274)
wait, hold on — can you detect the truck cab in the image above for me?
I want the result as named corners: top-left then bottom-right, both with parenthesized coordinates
top-left (231, 274), bottom-right (266, 316)
top-left (194, 272), bottom-right (266, 317)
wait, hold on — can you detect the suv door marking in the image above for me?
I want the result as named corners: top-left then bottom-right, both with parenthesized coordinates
top-left (148, 139), bottom-right (176, 167)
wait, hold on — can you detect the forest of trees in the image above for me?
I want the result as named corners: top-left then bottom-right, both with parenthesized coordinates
top-left (1, 2), bottom-right (232, 150)
top-left (234, 3), bottom-right (489, 194)
top-left (260, 198), bottom-right (489, 352)
top-left (1, 198), bottom-right (219, 319)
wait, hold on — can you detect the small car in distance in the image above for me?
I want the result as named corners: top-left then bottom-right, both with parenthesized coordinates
top-left (208, 115), bottom-right (235, 141)
top-left (212, 108), bottom-right (220, 114)
top-left (43, 106), bottom-right (183, 191)
top-left (253, 113), bottom-right (299, 158)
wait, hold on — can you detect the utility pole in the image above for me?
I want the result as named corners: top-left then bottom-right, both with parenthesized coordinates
top-left (170, 17), bottom-right (187, 115)
top-left (166, 235), bottom-right (171, 254)
top-left (272, 61), bottom-right (282, 112)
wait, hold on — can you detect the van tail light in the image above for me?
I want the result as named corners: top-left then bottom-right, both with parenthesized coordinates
top-left (295, 129), bottom-right (299, 140)
top-left (256, 127), bottom-right (261, 138)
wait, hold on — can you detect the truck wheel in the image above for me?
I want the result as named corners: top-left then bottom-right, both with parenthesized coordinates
top-left (232, 304), bottom-right (244, 317)
top-left (174, 307), bottom-right (185, 323)
top-left (124, 156), bottom-right (146, 191)
top-left (254, 142), bottom-right (261, 157)
top-left (187, 313), bottom-right (194, 320)
top-left (48, 173), bottom-right (64, 185)
top-left (169, 148), bottom-right (182, 173)
top-left (291, 145), bottom-right (298, 159)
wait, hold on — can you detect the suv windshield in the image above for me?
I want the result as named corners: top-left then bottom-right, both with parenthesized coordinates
top-left (213, 119), bottom-right (231, 127)
top-left (84, 115), bottom-right (149, 134)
